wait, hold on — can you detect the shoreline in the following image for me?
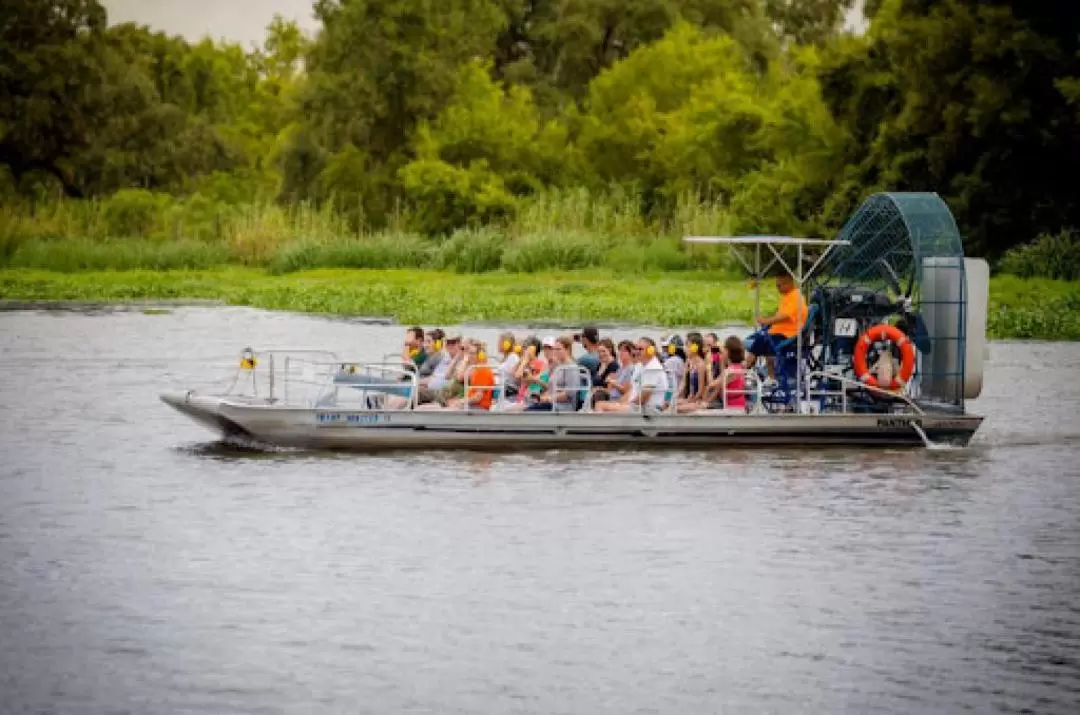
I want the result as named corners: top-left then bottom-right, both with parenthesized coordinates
top-left (1, 268), bottom-right (1077, 341)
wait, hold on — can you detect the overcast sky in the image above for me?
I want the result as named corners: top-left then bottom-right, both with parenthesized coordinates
top-left (102, 0), bottom-right (865, 48)
top-left (102, 0), bottom-right (321, 47)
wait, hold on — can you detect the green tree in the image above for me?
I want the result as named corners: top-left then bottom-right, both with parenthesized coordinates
top-left (575, 23), bottom-right (842, 233)
top-left (399, 60), bottom-right (570, 232)
top-left (819, 0), bottom-right (1080, 256)
top-left (0, 0), bottom-right (109, 196)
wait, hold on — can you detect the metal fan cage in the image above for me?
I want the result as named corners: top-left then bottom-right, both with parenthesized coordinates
top-left (814, 192), bottom-right (968, 409)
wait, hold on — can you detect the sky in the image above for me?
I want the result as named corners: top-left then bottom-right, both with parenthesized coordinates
top-left (102, 0), bottom-right (322, 47)
top-left (102, 0), bottom-right (866, 48)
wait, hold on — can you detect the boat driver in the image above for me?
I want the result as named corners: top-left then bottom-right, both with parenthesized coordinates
top-left (745, 274), bottom-right (808, 372)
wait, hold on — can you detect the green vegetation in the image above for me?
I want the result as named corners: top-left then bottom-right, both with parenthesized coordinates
top-left (1, 269), bottom-right (1077, 340)
top-left (2, 0), bottom-right (1078, 268)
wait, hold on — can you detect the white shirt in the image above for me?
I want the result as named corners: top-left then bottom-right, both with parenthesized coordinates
top-left (635, 357), bottom-right (668, 410)
top-left (500, 353), bottom-right (521, 389)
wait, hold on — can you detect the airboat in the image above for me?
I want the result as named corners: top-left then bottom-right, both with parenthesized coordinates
top-left (161, 193), bottom-right (988, 450)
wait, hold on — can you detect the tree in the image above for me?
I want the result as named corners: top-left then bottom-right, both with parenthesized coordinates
top-left (0, 0), bottom-right (109, 196)
top-left (819, 0), bottom-right (1080, 256)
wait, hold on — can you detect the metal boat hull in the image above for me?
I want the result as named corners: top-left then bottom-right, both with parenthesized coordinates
top-left (161, 391), bottom-right (983, 450)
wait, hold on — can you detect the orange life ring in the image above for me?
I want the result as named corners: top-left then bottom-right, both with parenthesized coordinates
top-left (853, 324), bottom-right (916, 390)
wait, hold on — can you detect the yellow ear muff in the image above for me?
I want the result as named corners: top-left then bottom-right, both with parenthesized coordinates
top-left (477, 350), bottom-right (487, 362)
top-left (513, 344), bottom-right (523, 354)
top-left (434, 339), bottom-right (443, 351)
top-left (408, 347), bottom-right (420, 357)
top-left (501, 339), bottom-right (512, 351)
top-left (667, 343), bottom-right (676, 356)
top-left (689, 343), bottom-right (699, 354)
top-left (646, 345), bottom-right (656, 357)
top-left (240, 349), bottom-right (257, 370)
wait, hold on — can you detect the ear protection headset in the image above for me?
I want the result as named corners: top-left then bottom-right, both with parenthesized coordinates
top-left (408, 347), bottom-right (420, 358)
top-left (513, 344), bottom-right (523, 354)
top-left (433, 339), bottom-right (444, 351)
top-left (666, 343), bottom-right (676, 356)
top-left (645, 344), bottom-right (656, 357)
top-left (689, 343), bottom-right (699, 354)
top-left (477, 349), bottom-right (487, 362)
top-left (501, 339), bottom-right (512, 352)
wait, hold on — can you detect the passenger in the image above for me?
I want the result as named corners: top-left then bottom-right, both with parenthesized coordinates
top-left (595, 337), bottom-right (668, 413)
top-left (401, 326), bottom-right (427, 369)
top-left (447, 341), bottom-right (495, 411)
top-left (417, 328), bottom-right (446, 380)
top-left (496, 331), bottom-right (520, 400)
top-left (676, 333), bottom-right (708, 412)
top-left (526, 336), bottom-right (580, 412)
top-left (518, 336), bottom-right (550, 406)
top-left (660, 334), bottom-right (686, 406)
top-left (414, 333), bottom-right (461, 406)
top-left (705, 332), bottom-right (722, 380)
top-left (592, 338), bottom-right (619, 388)
top-left (540, 335), bottom-right (557, 372)
top-left (590, 339), bottom-right (635, 408)
top-left (745, 273), bottom-right (808, 373)
top-left (705, 335), bottom-right (747, 411)
top-left (575, 326), bottom-right (602, 382)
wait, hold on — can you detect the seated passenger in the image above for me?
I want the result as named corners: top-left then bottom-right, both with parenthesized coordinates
top-left (574, 326), bottom-right (602, 382)
top-left (705, 332), bottom-right (722, 380)
top-left (704, 335), bottom-right (748, 411)
top-left (592, 338), bottom-right (619, 389)
top-left (417, 329), bottom-right (446, 380)
top-left (496, 331), bottom-right (521, 400)
top-left (660, 334), bottom-right (687, 405)
top-left (401, 326), bottom-right (427, 370)
top-left (526, 336), bottom-right (581, 412)
top-left (675, 333), bottom-right (708, 412)
top-left (595, 337), bottom-right (668, 413)
top-left (447, 341), bottom-right (495, 411)
top-left (745, 274), bottom-right (808, 374)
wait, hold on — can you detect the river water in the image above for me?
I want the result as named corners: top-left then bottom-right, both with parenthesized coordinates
top-left (1, 306), bottom-right (1079, 714)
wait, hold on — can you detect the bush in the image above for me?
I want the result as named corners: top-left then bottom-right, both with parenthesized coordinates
top-left (436, 227), bottom-right (507, 273)
top-left (500, 230), bottom-right (606, 272)
top-left (101, 189), bottom-right (172, 238)
top-left (267, 234), bottom-right (435, 274)
top-left (998, 230), bottom-right (1080, 281)
top-left (5, 238), bottom-right (230, 271)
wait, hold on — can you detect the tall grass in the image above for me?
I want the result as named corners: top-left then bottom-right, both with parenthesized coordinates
top-left (0, 189), bottom-right (743, 275)
top-left (998, 230), bottom-right (1080, 281)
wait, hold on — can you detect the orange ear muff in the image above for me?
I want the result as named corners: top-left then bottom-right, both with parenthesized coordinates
top-left (667, 343), bottom-right (676, 355)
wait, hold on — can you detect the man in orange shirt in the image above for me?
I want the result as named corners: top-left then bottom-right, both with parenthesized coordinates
top-left (745, 274), bottom-right (808, 369)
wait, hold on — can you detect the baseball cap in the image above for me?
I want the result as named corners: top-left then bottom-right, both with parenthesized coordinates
top-left (542, 336), bottom-right (557, 347)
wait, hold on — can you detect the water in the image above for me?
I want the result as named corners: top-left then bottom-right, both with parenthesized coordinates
top-left (2, 306), bottom-right (1079, 714)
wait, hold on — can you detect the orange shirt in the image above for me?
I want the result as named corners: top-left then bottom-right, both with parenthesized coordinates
top-left (467, 366), bottom-right (495, 410)
top-left (770, 289), bottom-right (808, 338)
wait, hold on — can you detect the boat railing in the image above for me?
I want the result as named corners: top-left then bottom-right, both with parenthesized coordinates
top-left (804, 370), bottom-right (924, 415)
top-left (719, 369), bottom-right (765, 414)
top-left (271, 358), bottom-right (418, 409)
top-left (223, 348), bottom-right (341, 402)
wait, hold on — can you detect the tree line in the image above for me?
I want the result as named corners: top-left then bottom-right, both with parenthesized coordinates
top-left (2, 0), bottom-right (1078, 259)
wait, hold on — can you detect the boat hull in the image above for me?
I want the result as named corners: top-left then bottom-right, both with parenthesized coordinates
top-left (161, 391), bottom-right (983, 450)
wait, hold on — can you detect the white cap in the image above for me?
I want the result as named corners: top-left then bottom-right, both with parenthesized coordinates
top-left (542, 336), bottom-right (557, 347)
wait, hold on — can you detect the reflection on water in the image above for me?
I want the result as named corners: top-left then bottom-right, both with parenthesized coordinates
top-left (2, 307), bottom-right (1079, 714)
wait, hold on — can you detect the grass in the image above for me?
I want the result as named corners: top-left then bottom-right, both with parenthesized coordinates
top-left (1, 268), bottom-right (1078, 339)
